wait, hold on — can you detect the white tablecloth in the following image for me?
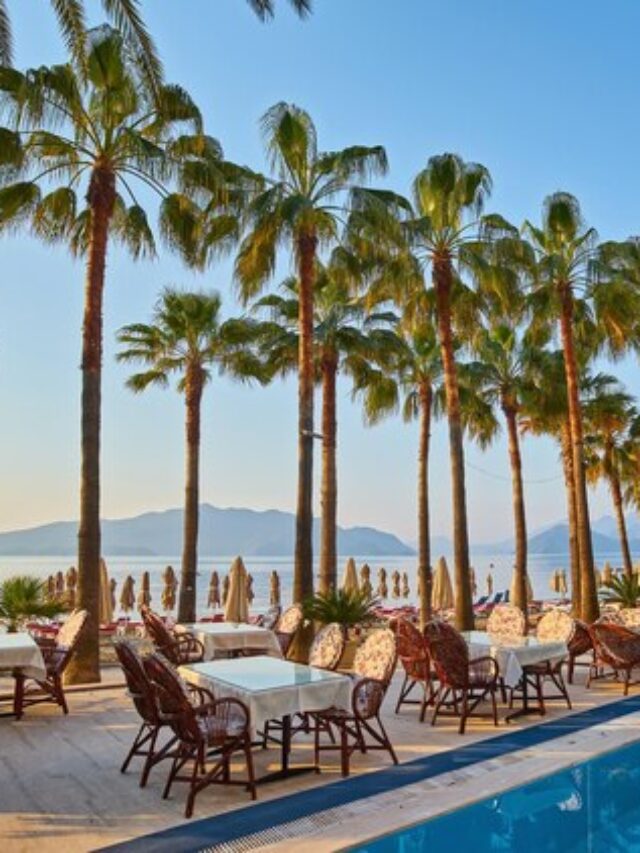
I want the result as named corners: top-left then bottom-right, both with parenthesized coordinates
top-left (178, 622), bottom-right (282, 660)
top-left (180, 656), bottom-right (351, 736)
top-left (0, 633), bottom-right (46, 678)
top-left (463, 631), bottom-right (567, 688)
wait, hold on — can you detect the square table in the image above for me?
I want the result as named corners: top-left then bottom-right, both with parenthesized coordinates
top-left (462, 630), bottom-right (568, 720)
top-left (180, 655), bottom-right (351, 781)
top-left (178, 622), bottom-right (282, 660)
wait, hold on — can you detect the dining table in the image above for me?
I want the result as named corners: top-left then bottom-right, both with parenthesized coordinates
top-left (178, 621), bottom-right (283, 660)
top-left (462, 630), bottom-right (568, 721)
top-left (179, 655), bottom-right (351, 782)
top-left (0, 632), bottom-right (46, 718)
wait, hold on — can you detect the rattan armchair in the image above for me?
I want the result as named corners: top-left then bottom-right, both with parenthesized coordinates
top-left (13, 609), bottom-right (88, 719)
top-left (394, 618), bottom-right (435, 721)
top-left (274, 604), bottom-right (304, 658)
top-left (588, 622), bottom-right (640, 695)
top-left (141, 606), bottom-right (205, 665)
top-left (144, 652), bottom-right (256, 818)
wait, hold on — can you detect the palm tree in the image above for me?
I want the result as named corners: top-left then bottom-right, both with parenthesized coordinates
top-left (255, 268), bottom-right (399, 595)
top-left (117, 289), bottom-right (267, 622)
top-left (354, 153), bottom-right (492, 629)
top-left (467, 324), bottom-right (535, 614)
top-left (235, 103), bottom-right (387, 631)
top-left (0, 27), bottom-right (218, 681)
top-left (353, 324), bottom-right (442, 628)
top-left (583, 378), bottom-right (639, 577)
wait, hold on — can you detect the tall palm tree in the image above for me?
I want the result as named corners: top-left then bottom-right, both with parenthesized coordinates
top-left (0, 27), bottom-right (218, 681)
top-left (353, 324), bottom-right (441, 627)
top-left (117, 289), bottom-right (267, 622)
top-left (467, 324), bottom-right (536, 615)
top-left (235, 103), bottom-right (387, 633)
top-left (255, 269), bottom-right (399, 595)
top-left (354, 153), bottom-right (492, 629)
top-left (583, 378), bottom-right (639, 577)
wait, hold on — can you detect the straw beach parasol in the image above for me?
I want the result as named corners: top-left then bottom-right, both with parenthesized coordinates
top-left (509, 568), bottom-right (533, 604)
top-left (65, 566), bottom-right (78, 609)
top-left (269, 570), bottom-right (281, 606)
top-left (549, 570), bottom-right (560, 594)
top-left (469, 566), bottom-right (477, 599)
top-left (377, 568), bottom-right (388, 599)
top-left (161, 565), bottom-right (178, 612)
top-left (109, 577), bottom-right (117, 611)
top-left (602, 562), bottom-right (614, 585)
top-left (55, 571), bottom-right (65, 600)
top-left (46, 575), bottom-right (56, 602)
top-left (99, 559), bottom-right (113, 625)
top-left (558, 569), bottom-right (568, 597)
top-left (246, 573), bottom-right (255, 605)
top-left (137, 571), bottom-right (151, 611)
top-left (391, 570), bottom-right (401, 599)
top-left (401, 572), bottom-right (410, 598)
top-left (486, 570), bottom-right (494, 597)
top-left (222, 575), bottom-right (230, 606)
top-left (207, 570), bottom-right (221, 608)
top-left (432, 557), bottom-right (454, 611)
top-left (341, 558), bottom-right (359, 595)
top-left (120, 575), bottom-right (135, 615)
top-left (360, 564), bottom-right (373, 597)
top-left (225, 557), bottom-right (249, 623)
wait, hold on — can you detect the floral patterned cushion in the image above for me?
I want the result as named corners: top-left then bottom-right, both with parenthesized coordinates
top-left (487, 604), bottom-right (525, 639)
top-left (309, 623), bottom-right (345, 670)
top-left (536, 609), bottom-right (575, 643)
top-left (353, 628), bottom-right (396, 682)
top-left (619, 608), bottom-right (640, 628)
top-left (56, 609), bottom-right (88, 649)
top-left (277, 604), bottom-right (303, 635)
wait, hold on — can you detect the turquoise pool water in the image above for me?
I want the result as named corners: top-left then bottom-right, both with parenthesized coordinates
top-left (354, 737), bottom-right (640, 852)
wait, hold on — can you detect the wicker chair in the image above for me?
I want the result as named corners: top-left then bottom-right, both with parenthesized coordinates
top-left (588, 622), bottom-right (640, 695)
top-left (429, 626), bottom-right (499, 734)
top-left (256, 605), bottom-right (281, 631)
top-left (144, 653), bottom-right (256, 818)
top-left (312, 628), bottom-right (398, 777)
top-left (141, 606), bottom-right (204, 665)
top-left (274, 604), bottom-right (304, 658)
top-left (487, 604), bottom-right (526, 638)
top-left (394, 618), bottom-right (435, 721)
top-left (13, 609), bottom-right (88, 719)
top-left (515, 609), bottom-right (573, 712)
top-left (114, 640), bottom-right (179, 787)
top-left (567, 619), bottom-right (593, 684)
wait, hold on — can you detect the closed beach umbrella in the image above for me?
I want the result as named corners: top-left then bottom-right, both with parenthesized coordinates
top-left (137, 570), bottom-right (151, 612)
top-left (65, 566), bottom-right (78, 609)
top-left (360, 564), bottom-right (373, 597)
top-left (341, 558), bottom-right (359, 595)
top-left (246, 572), bottom-right (255, 605)
top-left (225, 557), bottom-right (249, 623)
top-left (99, 559), bottom-right (113, 625)
top-left (558, 569), bottom-right (568, 597)
top-left (602, 562), bottom-right (614, 585)
top-left (401, 571), bottom-right (410, 598)
top-left (46, 575), bottom-right (56, 602)
top-left (120, 575), bottom-right (135, 614)
top-left (432, 557), bottom-right (454, 611)
top-left (207, 570), bottom-right (221, 608)
top-left (391, 570), bottom-right (401, 599)
top-left (109, 577), bottom-right (117, 611)
top-left (470, 566), bottom-right (477, 598)
top-left (549, 570), bottom-right (560, 594)
top-left (269, 570), bottom-right (281, 606)
top-left (55, 571), bottom-right (65, 599)
top-left (377, 568), bottom-right (388, 599)
top-left (222, 574), bottom-right (230, 606)
top-left (486, 571), bottom-right (494, 597)
top-left (161, 565), bottom-right (178, 612)
top-left (509, 568), bottom-right (533, 604)
top-left (594, 568), bottom-right (603, 588)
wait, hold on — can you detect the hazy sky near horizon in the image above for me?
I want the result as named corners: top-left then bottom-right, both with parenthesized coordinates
top-left (1, 0), bottom-right (639, 544)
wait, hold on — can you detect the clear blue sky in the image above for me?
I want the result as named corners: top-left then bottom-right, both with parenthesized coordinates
top-left (1, 0), bottom-right (639, 543)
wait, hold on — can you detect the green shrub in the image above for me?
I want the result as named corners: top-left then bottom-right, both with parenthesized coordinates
top-left (303, 588), bottom-right (379, 635)
top-left (0, 575), bottom-right (65, 632)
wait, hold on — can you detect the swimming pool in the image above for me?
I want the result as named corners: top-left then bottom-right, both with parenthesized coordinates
top-left (353, 736), bottom-right (640, 852)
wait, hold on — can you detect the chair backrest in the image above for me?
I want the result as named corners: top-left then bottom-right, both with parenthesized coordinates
top-left (276, 604), bottom-right (303, 636)
top-left (428, 627), bottom-right (470, 689)
top-left (141, 606), bottom-right (175, 650)
top-left (590, 622), bottom-right (640, 666)
top-left (536, 609), bottom-right (575, 644)
top-left (619, 608), bottom-right (640, 628)
top-left (353, 628), bottom-right (397, 682)
top-left (260, 605), bottom-right (281, 631)
top-left (114, 640), bottom-right (158, 725)
top-left (143, 652), bottom-right (200, 743)
top-left (487, 604), bottom-right (525, 638)
top-left (568, 619), bottom-right (593, 656)
top-left (56, 609), bottom-right (89, 649)
top-left (309, 623), bottom-right (345, 670)
top-left (423, 619), bottom-right (459, 646)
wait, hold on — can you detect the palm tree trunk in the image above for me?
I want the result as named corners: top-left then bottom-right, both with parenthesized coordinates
top-left (417, 381), bottom-right (432, 629)
top-left (292, 231), bottom-right (317, 658)
top-left (319, 350), bottom-right (338, 595)
top-left (558, 285), bottom-right (599, 622)
top-left (503, 402), bottom-right (527, 617)
top-left (178, 366), bottom-right (204, 623)
top-left (610, 471), bottom-right (633, 577)
top-left (433, 256), bottom-right (473, 629)
top-left (67, 166), bottom-right (116, 685)
top-left (561, 422), bottom-right (581, 615)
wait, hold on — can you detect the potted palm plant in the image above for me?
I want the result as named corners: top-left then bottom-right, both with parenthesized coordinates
top-left (600, 574), bottom-right (640, 609)
top-left (303, 588), bottom-right (380, 667)
top-left (0, 576), bottom-right (64, 633)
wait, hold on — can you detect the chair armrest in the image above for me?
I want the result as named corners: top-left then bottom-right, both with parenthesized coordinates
top-left (187, 683), bottom-right (216, 705)
top-left (468, 655), bottom-right (499, 683)
top-left (194, 697), bottom-right (251, 729)
top-left (351, 677), bottom-right (385, 720)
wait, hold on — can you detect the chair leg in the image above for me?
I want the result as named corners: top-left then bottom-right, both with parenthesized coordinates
top-left (139, 728), bottom-right (159, 788)
top-left (567, 656), bottom-right (575, 685)
top-left (262, 720), bottom-right (270, 749)
top-left (244, 738), bottom-right (257, 800)
top-left (340, 725), bottom-right (350, 778)
top-left (185, 745), bottom-right (203, 819)
top-left (13, 673), bottom-right (25, 720)
top-left (314, 715), bottom-right (321, 771)
top-left (376, 714), bottom-right (398, 765)
top-left (624, 669), bottom-right (630, 696)
top-left (55, 675), bottom-right (69, 715)
top-left (431, 687), bottom-right (449, 727)
top-left (163, 752), bottom-right (188, 800)
top-left (491, 687), bottom-right (498, 727)
top-left (121, 722), bottom-right (149, 774)
top-left (395, 673), bottom-right (409, 713)
top-left (459, 690), bottom-right (469, 735)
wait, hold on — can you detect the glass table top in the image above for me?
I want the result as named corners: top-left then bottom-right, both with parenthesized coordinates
top-left (180, 622), bottom-right (269, 635)
top-left (182, 655), bottom-right (349, 693)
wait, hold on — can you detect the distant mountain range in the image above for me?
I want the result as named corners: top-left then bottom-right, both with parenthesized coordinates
top-left (0, 504), bottom-right (414, 557)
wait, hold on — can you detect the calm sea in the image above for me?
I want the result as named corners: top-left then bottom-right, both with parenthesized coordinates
top-left (0, 551), bottom-right (625, 616)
